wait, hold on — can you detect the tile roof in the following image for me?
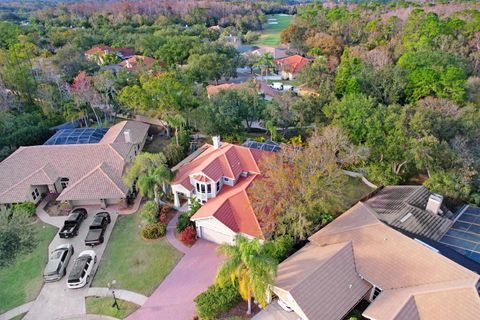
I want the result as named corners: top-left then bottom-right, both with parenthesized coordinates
top-left (84, 46), bottom-right (135, 58)
top-left (206, 83), bottom-right (243, 97)
top-left (120, 55), bottom-right (156, 71)
top-left (100, 120), bottom-right (149, 145)
top-left (172, 143), bottom-right (262, 191)
top-left (191, 175), bottom-right (264, 238)
top-left (365, 186), bottom-right (455, 240)
top-left (275, 55), bottom-right (311, 75)
top-left (0, 121), bottom-right (149, 204)
top-left (285, 202), bottom-right (480, 320)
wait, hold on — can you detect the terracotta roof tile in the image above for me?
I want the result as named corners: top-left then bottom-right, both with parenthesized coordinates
top-left (275, 55), bottom-right (311, 75)
top-left (206, 83), bottom-right (243, 96)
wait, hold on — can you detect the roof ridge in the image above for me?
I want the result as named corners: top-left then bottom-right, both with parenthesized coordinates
top-left (107, 143), bottom-right (129, 161)
top-left (97, 163), bottom-right (128, 195)
top-left (59, 163), bottom-right (105, 197)
top-left (0, 164), bottom-right (56, 198)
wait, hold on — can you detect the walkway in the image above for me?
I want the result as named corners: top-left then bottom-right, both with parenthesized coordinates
top-left (126, 213), bottom-right (224, 320)
top-left (36, 198), bottom-right (64, 228)
top-left (0, 302), bottom-right (33, 320)
top-left (86, 288), bottom-right (148, 306)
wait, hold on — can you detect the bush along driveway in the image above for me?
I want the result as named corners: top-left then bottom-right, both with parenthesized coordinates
top-left (127, 213), bottom-right (224, 320)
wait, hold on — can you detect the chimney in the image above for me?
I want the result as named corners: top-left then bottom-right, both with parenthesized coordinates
top-left (212, 136), bottom-right (221, 150)
top-left (124, 129), bottom-right (132, 143)
top-left (426, 193), bottom-right (443, 215)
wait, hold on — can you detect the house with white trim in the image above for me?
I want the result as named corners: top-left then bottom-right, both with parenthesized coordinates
top-left (171, 137), bottom-right (268, 244)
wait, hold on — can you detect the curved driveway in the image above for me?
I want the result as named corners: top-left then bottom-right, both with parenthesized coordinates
top-left (127, 215), bottom-right (224, 320)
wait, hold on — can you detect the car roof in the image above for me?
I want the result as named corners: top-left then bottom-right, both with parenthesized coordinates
top-left (68, 256), bottom-right (91, 280)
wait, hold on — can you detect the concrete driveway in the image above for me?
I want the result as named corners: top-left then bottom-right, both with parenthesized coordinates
top-left (127, 239), bottom-right (223, 320)
top-left (252, 300), bottom-right (301, 320)
top-left (24, 208), bottom-right (118, 320)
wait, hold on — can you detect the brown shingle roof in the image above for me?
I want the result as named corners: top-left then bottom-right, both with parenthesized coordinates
top-left (275, 242), bottom-right (371, 320)
top-left (275, 202), bottom-right (480, 320)
top-left (365, 186), bottom-right (454, 240)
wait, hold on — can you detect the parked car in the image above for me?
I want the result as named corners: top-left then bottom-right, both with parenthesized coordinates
top-left (283, 84), bottom-right (294, 91)
top-left (43, 244), bottom-right (74, 282)
top-left (84, 212), bottom-right (111, 246)
top-left (59, 208), bottom-right (88, 238)
top-left (67, 250), bottom-right (96, 289)
top-left (277, 298), bottom-right (293, 312)
top-left (271, 82), bottom-right (283, 90)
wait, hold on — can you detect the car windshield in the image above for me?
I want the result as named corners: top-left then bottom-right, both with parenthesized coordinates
top-left (68, 256), bottom-right (90, 280)
top-left (50, 250), bottom-right (64, 260)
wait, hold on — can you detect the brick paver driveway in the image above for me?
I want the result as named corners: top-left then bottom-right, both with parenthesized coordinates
top-left (127, 239), bottom-right (224, 320)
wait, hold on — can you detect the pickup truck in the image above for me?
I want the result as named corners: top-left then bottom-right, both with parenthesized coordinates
top-left (59, 208), bottom-right (88, 238)
top-left (84, 212), bottom-right (111, 246)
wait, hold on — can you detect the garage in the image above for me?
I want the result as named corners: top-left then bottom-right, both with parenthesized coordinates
top-left (199, 226), bottom-right (234, 245)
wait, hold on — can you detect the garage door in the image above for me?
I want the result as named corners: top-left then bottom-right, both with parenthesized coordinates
top-left (199, 227), bottom-right (234, 245)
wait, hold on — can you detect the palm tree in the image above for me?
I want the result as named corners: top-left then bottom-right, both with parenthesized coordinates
top-left (165, 113), bottom-right (186, 146)
top-left (137, 166), bottom-right (172, 203)
top-left (123, 152), bottom-right (171, 204)
top-left (254, 53), bottom-right (275, 77)
top-left (216, 236), bottom-right (277, 315)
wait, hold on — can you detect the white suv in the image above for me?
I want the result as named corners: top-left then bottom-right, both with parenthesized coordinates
top-left (67, 250), bottom-right (96, 289)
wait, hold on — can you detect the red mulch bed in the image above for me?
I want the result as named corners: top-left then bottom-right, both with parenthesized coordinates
top-left (218, 301), bottom-right (261, 319)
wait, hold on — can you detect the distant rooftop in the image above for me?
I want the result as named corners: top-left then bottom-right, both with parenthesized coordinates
top-left (242, 140), bottom-right (280, 152)
top-left (44, 128), bottom-right (108, 145)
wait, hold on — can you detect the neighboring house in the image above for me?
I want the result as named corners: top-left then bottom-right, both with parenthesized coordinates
top-left (84, 45), bottom-right (135, 65)
top-left (120, 55), bottom-right (157, 72)
top-left (206, 83), bottom-right (243, 98)
top-left (223, 34), bottom-right (242, 49)
top-left (256, 80), bottom-right (277, 100)
top-left (252, 46), bottom-right (288, 59)
top-left (275, 55), bottom-right (311, 80)
top-left (365, 186), bottom-right (456, 241)
top-left (272, 202), bottom-right (480, 320)
top-left (170, 137), bottom-right (268, 244)
top-left (0, 121), bottom-right (149, 210)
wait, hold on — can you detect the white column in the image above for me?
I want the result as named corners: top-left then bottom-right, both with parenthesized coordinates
top-left (173, 191), bottom-right (180, 209)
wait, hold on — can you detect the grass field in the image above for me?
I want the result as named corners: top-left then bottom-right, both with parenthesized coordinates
top-left (85, 297), bottom-right (139, 319)
top-left (92, 210), bottom-right (183, 296)
top-left (0, 221), bottom-right (57, 314)
top-left (256, 14), bottom-right (293, 46)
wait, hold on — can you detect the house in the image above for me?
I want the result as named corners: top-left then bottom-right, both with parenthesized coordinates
top-left (0, 121), bottom-right (149, 210)
top-left (365, 186), bottom-right (456, 240)
top-left (84, 45), bottom-right (135, 65)
top-left (275, 55), bottom-right (311, 80)
top-left (256, 80), bottom-right (277, 100)
top-left (170, 137), bottom-right (268, 244)
top-left (272, 202), bottom-right (480, 320)
top-left (251, 46), bottom-right (288, 59)
top-left (206, 83), bottom-right (243, 98)
top-left (120, 55), bottom-right (157, 72)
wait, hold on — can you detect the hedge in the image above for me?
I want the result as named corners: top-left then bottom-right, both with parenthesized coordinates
top-left (194, 282), bottom-right (241, 320)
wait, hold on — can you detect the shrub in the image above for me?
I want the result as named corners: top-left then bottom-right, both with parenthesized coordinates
top-left (141, 201), bottom-right (159, 225)
top-left (264, 235), bottom-right (295, 262)
top-left (194, 282), bottom-right (241, 320)
top-left (163, 143), bottom-right (185, 167)
top-left (141, 222), bottom-right (166, 239)
top-left (160, 204), bottom-right (171, 215)
top-left (12, 202), bottom-right (36, 217)
top-left (176, 212), bottom-right (193, 232)
top-left (180, 225), bottom-right (196, 246)
top-left (159, 212), bottom-right (168, 224)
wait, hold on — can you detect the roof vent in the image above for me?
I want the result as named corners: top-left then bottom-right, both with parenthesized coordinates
top-left (124, 129), bottom-right (132, 143)
top-left (426, 193), bottom-right (443, 215)
top-left (212, 136), bottom-right (221, 150)
top-left (400, 213), bottom-right (413, 223)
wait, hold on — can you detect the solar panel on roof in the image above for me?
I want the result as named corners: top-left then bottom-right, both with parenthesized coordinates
top-left (439, 207), bottom-right (480, 264)
top-left (44, 128), bottom-right (108, 145)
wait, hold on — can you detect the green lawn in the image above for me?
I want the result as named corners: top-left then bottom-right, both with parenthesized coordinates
top-left (255, 14), bottom-right (293, 46)
top-left (92, 210), bottom-right (183, 296)
top-left (86, 297), bottom-right (139, 319)
top-left (0, 221), bottom-right (57, 314)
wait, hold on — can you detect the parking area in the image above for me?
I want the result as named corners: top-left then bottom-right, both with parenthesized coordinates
top-left (252, 300), bottom-right (301, 320)
top-left (24, 207), bottom-right (118, 320)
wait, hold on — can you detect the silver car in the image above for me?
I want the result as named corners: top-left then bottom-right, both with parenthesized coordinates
top-left (43, 244), bottom-right (74, 282)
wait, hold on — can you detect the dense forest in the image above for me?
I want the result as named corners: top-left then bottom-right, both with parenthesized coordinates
top-left (1, 0), bottom-right (480, 205)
